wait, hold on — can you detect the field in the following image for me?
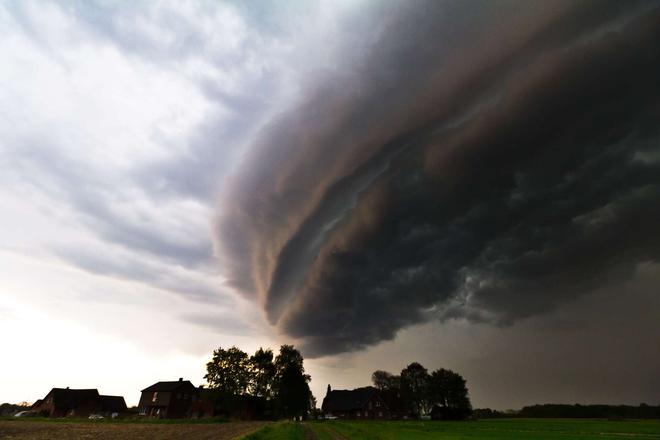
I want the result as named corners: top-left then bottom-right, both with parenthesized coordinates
top-left (0, 419), bottom-right (267, 439)
top-left (248, 419), bottom-right (660, 440)
top-left (1, 419), bottom-right (659, 439)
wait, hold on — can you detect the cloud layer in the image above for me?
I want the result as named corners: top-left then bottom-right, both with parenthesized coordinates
top-left (216, 0), bottom-right (660, 356)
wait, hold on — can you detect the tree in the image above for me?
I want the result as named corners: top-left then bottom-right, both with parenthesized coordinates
top-left (400, 362), bottom-right (430, 417)
top-left (274, 345), bottom-right (312, 419)
top-left (250, 347), bottom-right (276, 398)
top-left (371, 370), bottom-right (404, 415)
top-left (274, 345), bottom-right (305, 375)
top-left (372, 370), bottom-right (395, 391)
top-left (203, 343), bottom-right (315, 420)
top-left (428, 368), bottom-right (472, 420)
top-left (204, 346), bottom-right (251, 395)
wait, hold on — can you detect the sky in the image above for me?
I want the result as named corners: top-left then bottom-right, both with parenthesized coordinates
top-left (1, 0), bottom-right (659, 410)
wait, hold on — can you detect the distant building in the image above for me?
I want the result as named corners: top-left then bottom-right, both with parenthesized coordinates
top-left (138, 378), bottom-right (199, 418)
top-left (100, 395), bottom-right (128, 417)
top-left (190, 388), bottom-right (217, 418)
top-left (32, 388), bottom-right (127, 418)
top-left (321, 385), bottom-right (389, 419)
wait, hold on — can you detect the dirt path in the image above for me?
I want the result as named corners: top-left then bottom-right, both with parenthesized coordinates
top-left (305, 424), bottom-right (348, 440)
top-left (302, 423), bottom-right (319, 440)
top-left (0, 420), bottom-right (268, 440)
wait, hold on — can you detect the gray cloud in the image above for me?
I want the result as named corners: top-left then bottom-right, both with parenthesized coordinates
top-left (0, 1), bottom-right (261, 308)
top-left (10, 143), bottom-right (213, 269)
top-left (179, 311), bottom-right (255, 336)
top-left (215, 0), bottom-right (660, 356)
top-left (133, 78), bottom-right (279, 202)
top-left (54, 245), bottom-right (226, 304)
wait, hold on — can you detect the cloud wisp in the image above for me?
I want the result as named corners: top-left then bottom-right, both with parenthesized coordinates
top-left (216, 0), bottom-right (660, 356)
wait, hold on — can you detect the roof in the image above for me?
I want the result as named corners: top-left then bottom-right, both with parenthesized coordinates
top-left (100, 395), bottom-right (127, 413)
top-left (46, 388), bottom-right (100, 410)
top-left (322, 387), bottom-right (380, 412)
top-left (141, 380), bottom-right (196, 392)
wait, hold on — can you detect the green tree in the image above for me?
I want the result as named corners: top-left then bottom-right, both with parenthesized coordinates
top-left (372, 370), bottom-right (395, 391)
top-left (250, 347), bottom-right (276, 398)
top-left (274, 345), bottom-right (312, 419)
top-left (204, 346), bottom-right (251, 395)
top-left (400, 362), bottom-right (430, 417)
top-left (428, 368), bottom-right (472, 419)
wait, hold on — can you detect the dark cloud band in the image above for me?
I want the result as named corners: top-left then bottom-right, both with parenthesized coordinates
top-left (215, 0), bottom-right (660, 356)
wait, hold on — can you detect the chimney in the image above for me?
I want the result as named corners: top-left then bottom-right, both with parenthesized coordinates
top-left (326, 384), bottom-right (331, 396)
top-left (178, 378), bottom-right (183, 382)
top-left (66, 387), bottom-right (69, 390)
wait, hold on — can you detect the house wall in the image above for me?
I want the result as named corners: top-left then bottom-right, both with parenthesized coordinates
top-left (363, 394), bottom-right (389, 419)
top-left (139, 391), bottom-right (172, 408)
top-left (191, 398), bottom-right (214, 418)
top-left (138, 386), bottom-right (198, 418)
top-left (33, 398), bottom-right (56, 417)
top-left (325, 393), bottom-right (390, 420)
top-left (33, 394), bottom-right (101, 417)
top-left (65, 401), bottom-right (101, 417)
top-left (165, 387), bottom-right (198, 418)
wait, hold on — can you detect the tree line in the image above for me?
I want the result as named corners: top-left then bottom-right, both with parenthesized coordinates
top-left (204, 345), bottom-right (313, 420)
top-left (518, 403), bottom-right (660, 419)
top-left (474, 404), bottom-right (660, 419)
top-left (371, 362), bottom-right (472, 420)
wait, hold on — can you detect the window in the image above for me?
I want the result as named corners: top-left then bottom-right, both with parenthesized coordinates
top-left (356, 411), bottom-right (361, 417)
top-left (139, 408), bottom-right (146, 415)
top-left (152, 392), bottom-right (158, 402)
top-left (375, 401), bottom-right (381, 407)
top-left (378, 411), bottom-right (383, 418)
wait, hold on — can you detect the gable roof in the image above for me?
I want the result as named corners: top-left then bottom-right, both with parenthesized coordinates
top-left (322, 387), bottom-right (381, 412)
top-left (141, 380), bottom-right (196, 393)
top-left (100, 395), bottom-right (127, 413)
top-left (46, 388), bottom-right (100, 410)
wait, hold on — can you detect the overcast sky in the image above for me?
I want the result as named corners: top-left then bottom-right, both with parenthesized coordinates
top-left (1, 0), bottom-right (659, 409)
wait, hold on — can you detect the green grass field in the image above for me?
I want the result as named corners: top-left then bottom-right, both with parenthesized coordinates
top-left (245, 419), bottom-right (660, 440)
top-left (242, 421), bottom-right (306, 439)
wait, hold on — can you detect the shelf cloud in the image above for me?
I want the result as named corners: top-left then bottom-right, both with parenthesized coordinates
top-left (215, 0), bottom-right (660, 356)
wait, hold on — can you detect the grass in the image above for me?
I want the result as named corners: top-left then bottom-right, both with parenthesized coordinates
top-left (240, 419), bottom-right (660, 439)
top-left (241, 421), bottom-right (305, 440)
top-left (307, 419), bottom-right (660, 439)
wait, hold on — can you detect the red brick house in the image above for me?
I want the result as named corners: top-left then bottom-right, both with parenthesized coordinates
top-left (322, 386), bottom-right (389, 419)
top-left (138, 378), bottom-right (199, 418)
top-left (33, 388), bottom-right (126, 418)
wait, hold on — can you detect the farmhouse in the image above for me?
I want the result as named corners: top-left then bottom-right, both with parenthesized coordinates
top-left (322, 385), bottom-right (389, 419)
top-left (32, 388), bottom-right (127, 417)
top-left (99, 395), bottom-right (129, 417)
top-left (138, 378), bottom-right (199, 418)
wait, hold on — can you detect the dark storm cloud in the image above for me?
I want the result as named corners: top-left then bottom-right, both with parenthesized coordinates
top-left (216, 0), bottom-right (660, 356)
